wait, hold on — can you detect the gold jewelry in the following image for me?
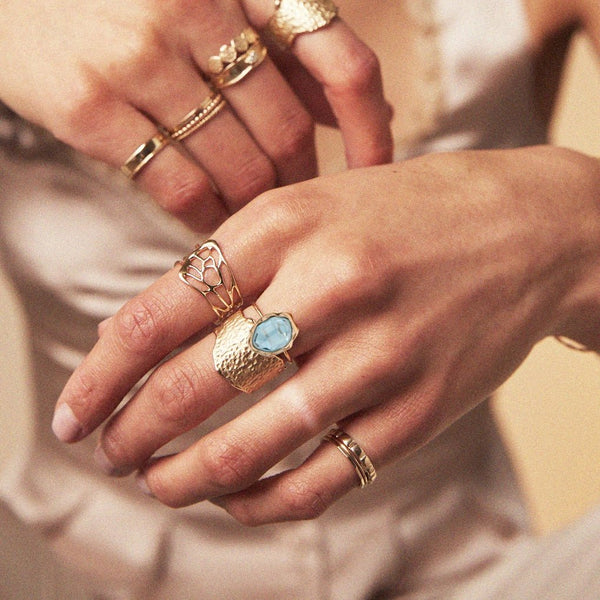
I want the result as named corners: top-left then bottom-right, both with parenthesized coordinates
top-left (176, 240), bottom-right (243, 323)
top-left (207, 28), bottom-right (267, 89)
top-left (213, 306), bottom-right (298, 393)
top-left (323, 427), bottom-right (377, 488)
top-left (169, 92), bottom-right (226, 142)
top-left (121, 131), bottom-right (170, 179)
top-left (266, 0), bottom-right (338, 49)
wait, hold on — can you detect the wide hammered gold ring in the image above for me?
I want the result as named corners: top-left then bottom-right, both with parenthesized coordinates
top-left (213, 305), bottom-right (298, 393)
top-left (177, 240), bottom-right (243, 324)
top-left (207, 28), bottom-right (267, 89)
top-left (323, 427), bottom-right (377, 488)
top-left (266, 0), bottom-right (339, 49)
top-left (121, 131), bottom-right (170, 179)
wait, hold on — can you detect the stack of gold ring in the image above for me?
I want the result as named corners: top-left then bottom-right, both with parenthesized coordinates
top-left (266, 0), bottom-right (339, 49)
top-left (207, 28), bottom-right (268, 89)
top-left (323, 428), bottom-right (377, 488)
top-left (121, 89), bottom-right (226, 179)
top-left (177, 240), bottom-right (298, 393)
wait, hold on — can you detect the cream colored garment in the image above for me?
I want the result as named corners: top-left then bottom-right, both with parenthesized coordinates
top-left (0, 1), bottom-right (549, 598)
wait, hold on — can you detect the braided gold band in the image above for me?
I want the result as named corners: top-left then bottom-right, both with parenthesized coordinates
top-left (121, 131), bottom-right (170, 179)
top-left (207, 28), bottom-right (267, 89)
top-left (266, 0), bottom-right (338, 49)
top-left (177, 240), bottom-right (242, 323)
top-left (323, 427), bottom-right (377, 488)
top-left (169, 93), bottom-right (226, 142)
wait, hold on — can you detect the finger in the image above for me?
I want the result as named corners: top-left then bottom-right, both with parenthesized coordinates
top-left (190, 34), bottom-right (318, 187)
top-left (56, 80), bottom-right (228, 231)
top-left (132, 318), bottom-right (394, 508)
top-left (293, 21), bottom-right (394, 167)
top-left (124, 50), bottom-right (279, 214)
top-left (52, 218), bottom-right (287, 444)
top-left (241, 1), bottom-right (393, 167)
top-left (91, 279), bottom-right (324, 475)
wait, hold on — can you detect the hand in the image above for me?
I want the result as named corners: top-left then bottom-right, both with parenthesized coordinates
top-left (0, 0), bottom-right (392, 230)
top-left (53, 146), bottom-right (600, 524)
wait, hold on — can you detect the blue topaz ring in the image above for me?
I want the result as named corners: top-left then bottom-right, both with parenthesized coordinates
top-left (213, 305), bottom-right (298, 393)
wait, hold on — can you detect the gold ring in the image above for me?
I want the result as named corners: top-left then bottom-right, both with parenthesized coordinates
top-left (213, 305), bottom-right (298, 393)
top-left (266, 0), bottom-right (339, 49)
top-left (323, 427), bottom-right (377, 488)
top-left (207, 28), bottom-right (267, 88)
top-left (176, 240), bottom-right (243, 323)
top-left (169, 92), bottom-right (226, 142)
top-left (121, 131), bottom-right (170, 179)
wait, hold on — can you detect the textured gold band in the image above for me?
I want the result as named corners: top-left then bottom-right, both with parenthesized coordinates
top-left (266, 0), bottom-right (338, 49)
top-left (169, 93), bottom-right (226, 142)
top-left (213, 306), bottom-right (298, 393)
top-left (121, 131), bottom-right (170, 179)
top-left (177, 240), bottom-right (243, 323)
top-left (323, 427), bottom-right (377, 488)
top-left (207, 28), bottom-right (267, 88)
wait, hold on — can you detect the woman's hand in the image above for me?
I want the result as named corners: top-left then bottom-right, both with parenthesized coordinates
top-left (53, 146), bottom-right (600, 524)
top-left (0, 0), bottom-right (392, 230)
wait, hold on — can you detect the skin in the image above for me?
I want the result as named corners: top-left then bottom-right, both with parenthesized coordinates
top-left (51, 0), bottom-right (600, 525)
top-left (0, 0), bottom-right (393, 230)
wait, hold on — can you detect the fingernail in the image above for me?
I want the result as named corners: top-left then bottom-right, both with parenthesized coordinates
top-left (93, 445), bottom-right (133, 477)
top-left (135, 472), bottom-right (154, 498)
top-left (52, 404), bottom-right (83, 443)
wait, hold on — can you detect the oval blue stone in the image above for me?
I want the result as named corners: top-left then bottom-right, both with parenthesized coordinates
top-left (252, 315), bottom-right (294, 354)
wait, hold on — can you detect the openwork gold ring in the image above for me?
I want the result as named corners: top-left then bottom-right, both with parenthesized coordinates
top-left (176, 240), bottom-right (243, 323)
top-left (266, 0), bottom-right (339, 49)
top-left (169, 92), bottom-right (226, 142)
top-left (323, 427), bottom-right (377, 488)
top-left (207, 28), bottom-right (267, 88)
top-left (121, 131), bottom-right (170, 179)
top-left (213, 305), bottom-right (298, 393)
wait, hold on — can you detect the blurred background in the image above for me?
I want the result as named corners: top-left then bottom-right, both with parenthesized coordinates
top-left (0, 33), bottom-right (599, 540)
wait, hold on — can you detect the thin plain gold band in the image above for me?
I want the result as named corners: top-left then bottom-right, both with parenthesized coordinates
top-left (323, 427), bottom-right (377, 488)
top-left (120, 131), bottom-right (170, 179)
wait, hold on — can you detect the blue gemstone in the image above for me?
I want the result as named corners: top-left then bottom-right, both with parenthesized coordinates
top-left (252, 315), bottom-right (294, 354)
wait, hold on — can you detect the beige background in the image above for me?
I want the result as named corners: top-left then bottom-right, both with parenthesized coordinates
top-left (0, 35), bottom-right (599, 536)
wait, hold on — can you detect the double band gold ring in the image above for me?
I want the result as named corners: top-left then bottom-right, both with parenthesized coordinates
top-left (323, 427), bottom-right (377, 488)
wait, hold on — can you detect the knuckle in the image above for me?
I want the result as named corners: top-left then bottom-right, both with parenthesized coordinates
top-left (331, 44), bottom-right (381, 94)
top-left (270, 110), bottom-right (315, 163)
top-left (101, 425), bottom-right (135, 472)
top-left (151, 361), bottom-right (204, 426)
top-left (278, 478), bottom-right (330, 521)
top-left (251, 186), bottom-right (317, 241)
top-left (202, 436), bottom-right (257, 492)
top-left (54, 77), bottom-right (110, 152)
top-left (113, 294), bottom-right (168, 355)
top-left (226, 154), bottom-right (276, 205)
top-left (157, 173), bottom-right (212, 217)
